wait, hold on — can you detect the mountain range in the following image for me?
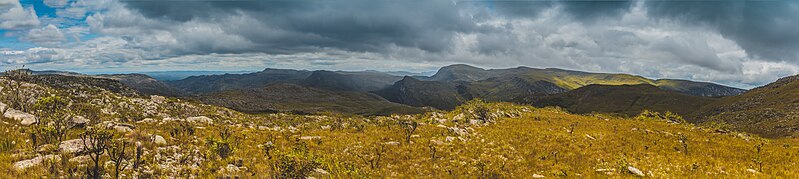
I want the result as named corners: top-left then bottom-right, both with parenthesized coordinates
top-left (20, 64), bottom-right (745, 115)
top-left (20, 64), bottom-right (799, 138)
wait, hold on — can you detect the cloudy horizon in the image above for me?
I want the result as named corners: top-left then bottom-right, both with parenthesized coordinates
top-left (2, 0), bottom-right (798, 89)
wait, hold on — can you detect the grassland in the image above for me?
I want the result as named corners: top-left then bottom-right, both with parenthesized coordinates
top-left (2, 97), bottom-right (798, 178)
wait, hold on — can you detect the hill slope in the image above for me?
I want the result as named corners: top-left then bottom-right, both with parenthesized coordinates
top-left (167, 68), bottom-right (313, 94)
top-left (301, 70), bottom-right (402, 92)
top-left (693, 75), bottom-right (799, 138)
top-left (197, 83), bottom-right (424, 115)
top-left (97, 74), bottom-right (187, 97)
top-left (524, 84), bottom-right (717, 117)
top-left (375, 77), bottom-right (468, 110)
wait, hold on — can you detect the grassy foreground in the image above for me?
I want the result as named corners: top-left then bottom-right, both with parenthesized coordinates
top-left (3, 98), bottom-right (799, 178)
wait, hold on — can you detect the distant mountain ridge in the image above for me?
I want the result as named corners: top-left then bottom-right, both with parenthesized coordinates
top-left (424, 64), bottom-right (745, 97)
top-left (375, 64), bottom-right (744, 110)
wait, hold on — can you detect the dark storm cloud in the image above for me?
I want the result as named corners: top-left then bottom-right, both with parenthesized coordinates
top-left (468, 0), bottom-right (632, 22)
top-left (645, 1), bottom-right (799, 62)
top-left (558, 0), bottom-right (633, 21)
top-left (120, 0), bottom-right (481, 54)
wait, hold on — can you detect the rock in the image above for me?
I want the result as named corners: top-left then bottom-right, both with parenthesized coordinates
top-left (532, 174), bottom-right (545, 178)
top-left (59, 139), bottom-right (87, 153)
top-left (13, 155), bottom-right (61, 171)
top-left (225, 164), bottom-right (240, 173)
top-left (627, 166), bottom-right (645, 177)
top-left (585, 134), bottom-right (596, 140)
top-left (153, 135), bottom-right (167, 145)
top-left (114, 125), bottom-right (134, 133)
top-left (69, 155), bottom-right (92, 164)
top-left (150, 95), bottom-right (166, 103)
top-left (36, 144), bottom-right (58, 153)
top-left (747, 169), bottom-right (759, 174)
top-left (72, 116), bottom-right (90, 127)
top-left (4, 109), bottom-right (37, 126)
top-left (0, 102), bottom-right (7, 113)
top-left (383, 141), bottom-right (400, 145)
top-left (186, 116), bottom-right (213, 124)
top-left (137, 118), bottom-right (156, 123)
top-left (300, 136), bottom-right (322, 140)
top-left (314, 168), bottom-right (329, 175)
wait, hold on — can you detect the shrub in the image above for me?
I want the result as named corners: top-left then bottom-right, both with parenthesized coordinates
top-left (206, 127), bottom-right (238, 159)
top-left (636, 110), bottom-right (686, 124)
top-left (3, 68), bottom-right (33, 111)
top-left (81, 129), bottom-right (113, 178)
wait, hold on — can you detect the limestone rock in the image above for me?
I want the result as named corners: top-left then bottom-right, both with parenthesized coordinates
top-left (72, 116), bottom-right (90, 127)
top-left (0, 102), bottom-right (7, 113)
top-left (59, 139), bottom-right (87, 153)
top-left (4, 109), bottom-right (37, 126)
top-left (627, 166), bottom-right (645, 177)
top-left (153, 135), bottom-right (167, 145)
top-left (13, 155), bottom-right (61, 171)
top-left (187, 116), bottom-right (213, 124)
top-left (150, 95), bottom-right (166, 103)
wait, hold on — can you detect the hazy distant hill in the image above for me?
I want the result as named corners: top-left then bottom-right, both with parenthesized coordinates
top-left (301, 70), bottom-right (403, 92)
top-left (140, 70), bottom-right (254, 81)
top-left (97, 74), bottom-right (187, 97)
top-left (524, 84), bottom-right (717, 117)
top-left (692, 75), bottom-right (799, 138)
top-left (198, 83), bottom-right (424, 115)
top-left (166, 68), bottom-right (313, 95)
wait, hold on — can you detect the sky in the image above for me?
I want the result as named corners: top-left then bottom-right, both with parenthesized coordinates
top-left (1, 0), bottom-right (798, 89)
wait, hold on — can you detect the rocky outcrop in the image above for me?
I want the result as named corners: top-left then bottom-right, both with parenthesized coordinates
top-left (59, 139), bottom-right (87, 153)
top-left (3, 109), bottom-right (37, 126)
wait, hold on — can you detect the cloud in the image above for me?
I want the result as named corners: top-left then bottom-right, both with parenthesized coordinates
top-left (645, 1), bottom-right (799, 62)
top-left (22, 24), bottom-right (66, 46)
top-left (107, 0), bottom-right (480, 54)
top-left (0, 0), bottom-right (40, 30)
top-left (43, 0), bottom-right (68, 8)
top-left (5, 0), bottom-right (799, 89)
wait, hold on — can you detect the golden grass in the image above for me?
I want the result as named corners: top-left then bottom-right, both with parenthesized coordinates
top-left (2, 101), bottom-right (799, 178)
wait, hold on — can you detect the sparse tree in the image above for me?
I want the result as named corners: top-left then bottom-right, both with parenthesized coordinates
top-left (753, 142), bottom-right (765, 172)
top-left (133, 142), bottom-right (143, 171)
top-left (568, 122), bottom-right (578, 135)
top-left (399, 119), bottom-right (418, 143)
top-left (107, 140), bottom-right (131, 179)
top-left (679, 134), bottom-right (689, 155)
top-left (81, 129), bottom-right (112, 179)
top-left (356, 143), bottom-right (387, 169)
top-left (3, 68), bottom-right (33, 112)
top-left (33, 95), bottom-right (74, 144)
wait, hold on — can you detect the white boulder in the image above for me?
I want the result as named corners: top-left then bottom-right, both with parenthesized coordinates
top-left (4, 109), bottom-right (37, 126)
top-left (13, 155), bottom-right (61, 171)
top-left (0, 102), bottom-right (7, 113)
top-left (59, 139), bottom-right (87, 153)
top-left (187, 116), bottom-right (213, 124)
top-left (153, 135), bottom-right (167, 145)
